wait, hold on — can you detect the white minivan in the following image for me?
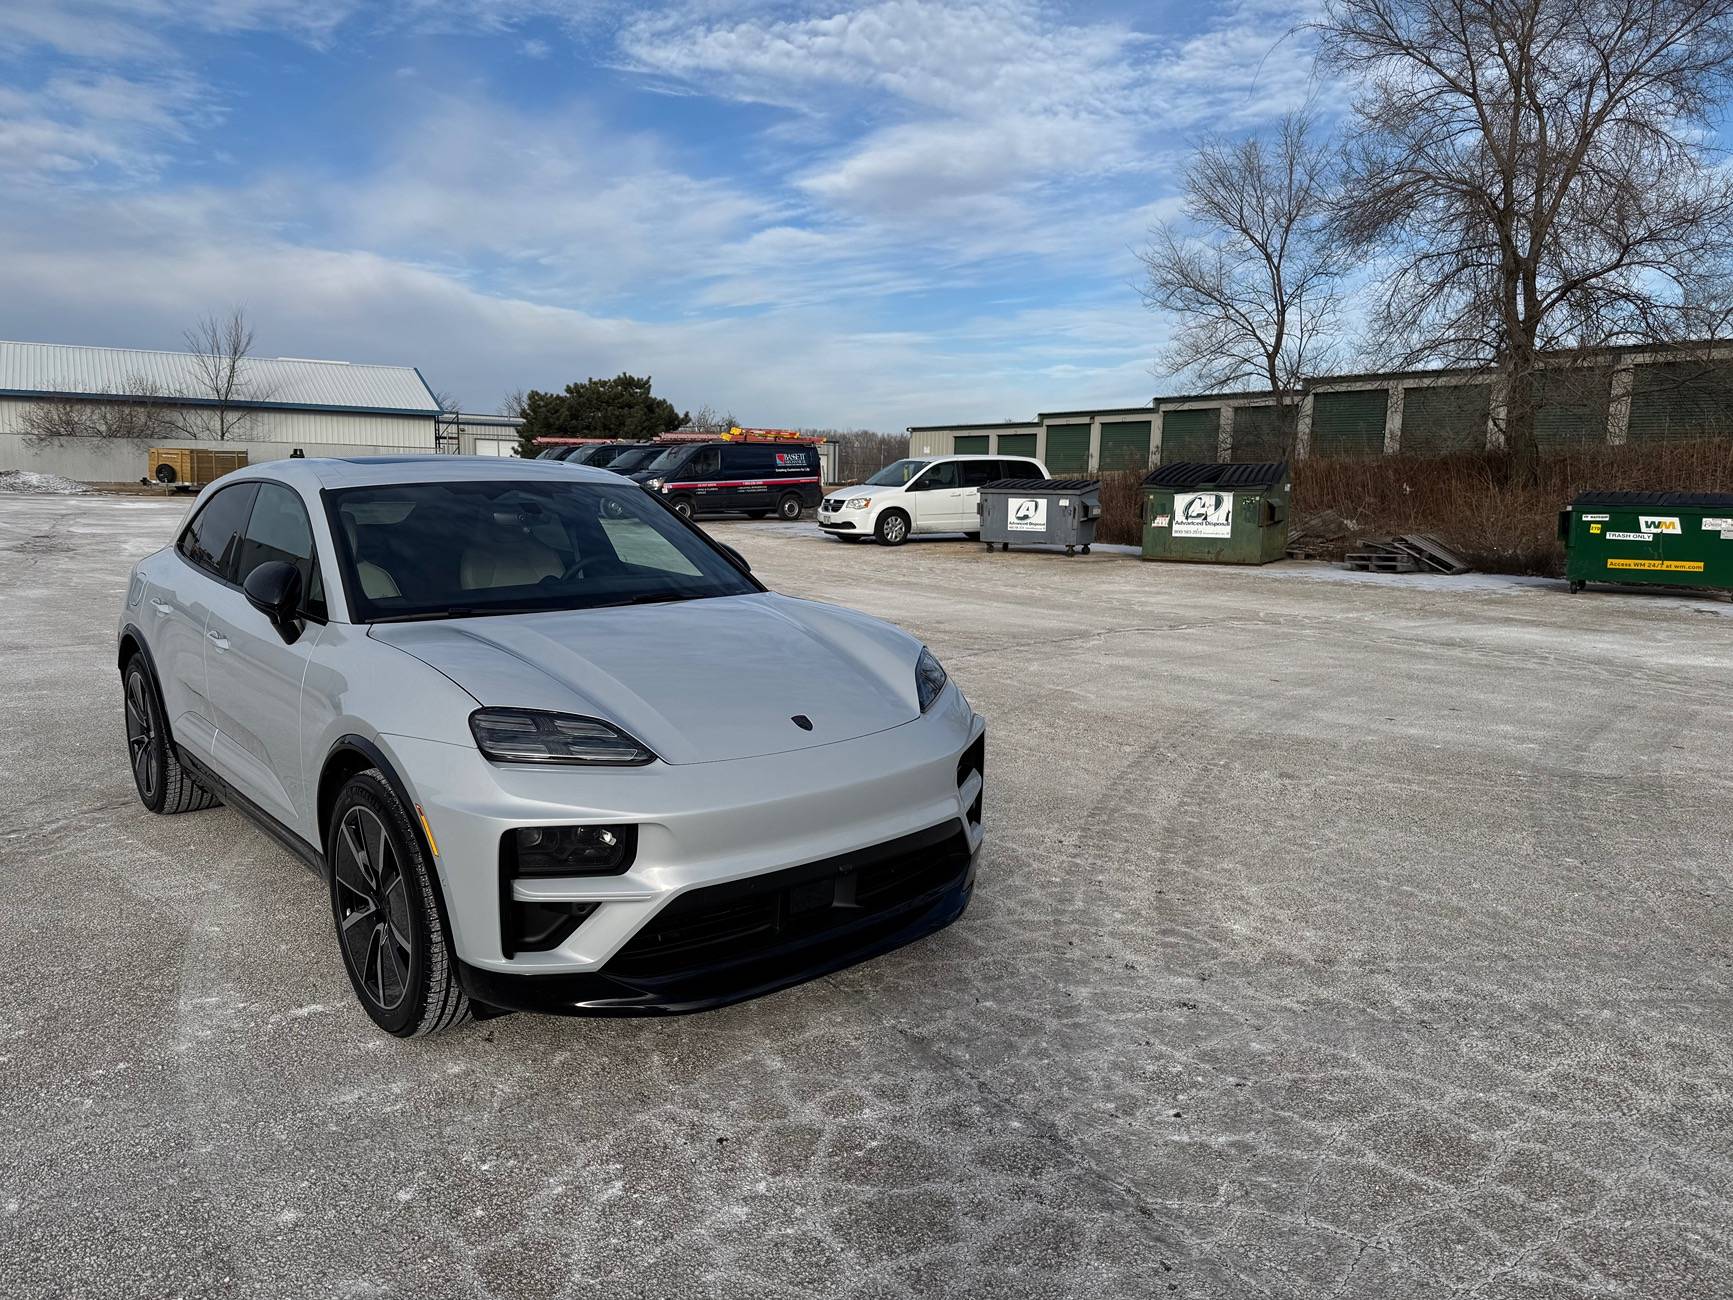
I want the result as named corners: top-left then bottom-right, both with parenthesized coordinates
top-left (818, 454), bottom-right (1050, 546)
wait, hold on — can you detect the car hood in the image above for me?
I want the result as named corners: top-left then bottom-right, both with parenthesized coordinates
top-left (369, 593), bottom-right (923, 765)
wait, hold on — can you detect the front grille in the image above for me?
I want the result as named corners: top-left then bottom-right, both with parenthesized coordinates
top-left (822, 497), bottom-right (842, 511)
top-left (605, 821), bottom-right (971, 979)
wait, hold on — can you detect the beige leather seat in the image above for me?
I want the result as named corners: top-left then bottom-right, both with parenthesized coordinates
top-left (460, 526), bottom-right (563, 590)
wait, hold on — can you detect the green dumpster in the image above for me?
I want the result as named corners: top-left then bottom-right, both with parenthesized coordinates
top-left (1560, 491), bottom-right (1733, 593)
top-left (1142, 462), bottom-right (1290, 565)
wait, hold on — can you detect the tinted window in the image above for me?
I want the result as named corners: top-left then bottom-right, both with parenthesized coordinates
top-left (912, 462), bottom-right (960, 490)
top-left (614, 445), bottom-right (671, 473)
top-left (959, 460), bottom-right (1000, 487)
top-left (1008, 460), bottom-right (1043, 479)
top-left (679, 447), bottom-right (721, 478)
top-left (729, 445), bottom-right (777, 474)
top-left (236, 483), bottom-right (326, 620)
top-left (328, 479), bottom-right (759, 622)
top-left (177, 483), bottom-right (258, 581)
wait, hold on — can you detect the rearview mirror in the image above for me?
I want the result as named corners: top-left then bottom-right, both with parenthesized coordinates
top-left (243, 560), bottom-right (305, 644)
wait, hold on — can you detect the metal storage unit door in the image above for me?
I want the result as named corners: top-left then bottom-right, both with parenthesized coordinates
top-left (1160, 409), bottom-right (1220, 463)
top-left (1142, 461), bottom-right (1290, 565)
top-left (1534, 369), bottom-right (1610, 449)
top-left (1626, 362), bottom-right (1733, 443)
top-left (1561, 490), bottom-right (1733, 592)
top-left (1044, 423), bottom-right (1090, 475)
top-left (1309, 390), bottom-right (1388, 456)
top-left (1230, 406), bottom-right (1283, 460)
top-left (997, 432), bottom-right (1037, 458)
top-left (1402, 384), bottom-right (1489, 454)
top-left (953, 435), bottom-right (990, 454)
top-left (1099, 420), bottom-right (1152, 471)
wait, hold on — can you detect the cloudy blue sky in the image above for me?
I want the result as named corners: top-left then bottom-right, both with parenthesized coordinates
top-left (0, 1), bottom-right (1319, 428)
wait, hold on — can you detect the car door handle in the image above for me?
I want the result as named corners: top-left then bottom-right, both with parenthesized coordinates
top-left (150, 599), bottom-right (174, 614)
top-left (207, 630), bottom-right (230, 652)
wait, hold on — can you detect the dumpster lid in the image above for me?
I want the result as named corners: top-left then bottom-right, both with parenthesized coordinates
top-left (1143, 461), bottom-right (1288, 490)
top-left (983, 478), bottom-right (1099, 491)
top-left (1571, 489), bottom-right (1733, 509)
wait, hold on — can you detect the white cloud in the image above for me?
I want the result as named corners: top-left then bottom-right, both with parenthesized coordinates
top-left (0, 71), bottom-right (213, 183)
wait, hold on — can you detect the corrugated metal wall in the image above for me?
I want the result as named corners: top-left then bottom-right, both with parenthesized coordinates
top-left (1229, 406), bottom-right (1286, 460)
top-left (1534, 370), bottom-right (1610, 449)
top-left (0, 398), bottom-right (434, 448)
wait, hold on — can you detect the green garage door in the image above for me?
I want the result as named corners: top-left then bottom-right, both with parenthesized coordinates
top-left (1626, 362), bottom-right (1733, 442)
top-left (997, 432), bottom-right (1037, 458)
top-left (953, 435), bottom-right (989, 454)
top-left (1160, 408), bottom-right (1220, 463)
top-left (1044, 423), bottom-right (1090, 475)
top-left (1310, 390), bottom-right (1388, 456)
top-left (1099, 420), bottom-right (1152, 471)
top-left (1402, 384), bottom-right (1489, 454)
top-left (1534, 370), bottom-right (1610, 450)
top-left (1230, 405), bottom-right (1285, 459)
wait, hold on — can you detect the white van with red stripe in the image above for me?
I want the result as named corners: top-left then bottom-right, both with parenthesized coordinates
top-left (630, 441), bottom-right (823, 520)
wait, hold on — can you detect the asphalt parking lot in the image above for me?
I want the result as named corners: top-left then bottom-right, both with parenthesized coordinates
top-left (3, 492), bottom-right (1732, 1300)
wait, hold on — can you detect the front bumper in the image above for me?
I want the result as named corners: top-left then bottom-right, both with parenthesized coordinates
top-left (817, 517), bottom-right (857, 531)
top-left (458, 819), bottom-right (977, 1015)
top-left (382, 689), bottom-right (985, 987)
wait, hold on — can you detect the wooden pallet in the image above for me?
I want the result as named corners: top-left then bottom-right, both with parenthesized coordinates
top-left (1342, 533), bottom-right (1470, 576)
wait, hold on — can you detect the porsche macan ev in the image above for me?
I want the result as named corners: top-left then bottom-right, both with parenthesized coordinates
top-left (117, 457), bottom-right (985, 1036)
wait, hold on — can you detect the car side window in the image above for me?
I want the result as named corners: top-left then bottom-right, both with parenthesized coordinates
top-left (912, 462), bottom-right (960, 491)
top-left (176, 483), bottom-right (258, 582)
top-left (959, 460), bottom-right (999, 487)
top-left (236, 482), bottom-right (327, 620)
top-left (684, 447), bottom-right (721, 477)
top-left (1010, 460), bottom-right (1043, 479)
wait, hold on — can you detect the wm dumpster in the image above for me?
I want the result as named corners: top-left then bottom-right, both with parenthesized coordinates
top-left (1142, 461), bottom-right (1289, 565)
top-left (979, 478), bottom-right (1101, 555)
top-left (1560, 490), bottom-right (1733, 593)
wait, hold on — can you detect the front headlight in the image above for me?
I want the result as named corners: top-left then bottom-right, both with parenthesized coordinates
top-left (469, 708), bottom-right (657, 766)
top-left (645, 476), bottom-right (665, 489)
top-left (845, 496), bottom-right (871, 510)
top-left (916, 646), bottom-right (948, 712)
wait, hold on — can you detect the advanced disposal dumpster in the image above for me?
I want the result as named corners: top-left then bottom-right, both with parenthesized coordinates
top-left (1142, 461), bottom-right (1289, 565)
top-left (978, 478), bottom-right (1101, 555)
top-left (1560, 490), bottom-right (1733, 593)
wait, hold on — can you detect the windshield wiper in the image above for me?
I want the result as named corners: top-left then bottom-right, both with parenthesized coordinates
top-left (588, 592), bottom-right (709, 609)
top-left (369, 605), bottom-right (549, 624)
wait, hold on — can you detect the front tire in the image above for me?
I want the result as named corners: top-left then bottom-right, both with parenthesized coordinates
top-left (670, 496), bottom-right (695, 520)
top-left (328, 770), bottom-right (471, 1038)
top-left (123, 657), bottom-right (217, 815)
top-left (876, 510), bottom-right (910, 546)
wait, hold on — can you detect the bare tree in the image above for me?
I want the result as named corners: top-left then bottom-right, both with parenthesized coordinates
top-left (1321, 0), bottom-right (1733, 463)
top-left (19, 376), bottom-right (177, 446)
top-left (499, 388), bottom-right (529, 418)
top-left (1139, 112), bottom-right (1346, 452)
top-left (688, 403), bottom-right (738, 433)
top-left (164, 308), bottom-right (271, 440)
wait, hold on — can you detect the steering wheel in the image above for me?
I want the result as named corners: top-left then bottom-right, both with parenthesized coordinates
top-left (555, 556), bottom-right (597, 583)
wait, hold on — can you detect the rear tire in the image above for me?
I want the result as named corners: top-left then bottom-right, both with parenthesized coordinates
top-left (876, 510), bottom-right (910, 546)
top-left (777, 493), bottom-right (804, 520)
top-left (123, 657), bottom-right (218, 815)
top-left (327, 770), bottom-right (471, 1038)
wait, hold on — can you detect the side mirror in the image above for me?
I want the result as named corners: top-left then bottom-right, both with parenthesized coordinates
top-left (243, 560), bottom-right (305, 644)
top-left (719, 543), bottom-right (751, 574)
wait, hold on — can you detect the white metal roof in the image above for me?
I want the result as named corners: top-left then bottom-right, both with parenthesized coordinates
top-left (0, 340), bottom-right (440, 415)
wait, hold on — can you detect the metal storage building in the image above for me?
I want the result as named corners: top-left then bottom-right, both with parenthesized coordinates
top-left (0, 338), bottom-right (446, 481)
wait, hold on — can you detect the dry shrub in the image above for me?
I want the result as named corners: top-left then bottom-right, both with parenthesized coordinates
top-left (1096, 468), bottom-right (1147, 546)
top-left (1293, 439), bottom-right (1733, 574)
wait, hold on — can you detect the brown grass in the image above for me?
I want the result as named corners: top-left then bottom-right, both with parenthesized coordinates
top-left (1093, 440), bottom-right (1733, 573)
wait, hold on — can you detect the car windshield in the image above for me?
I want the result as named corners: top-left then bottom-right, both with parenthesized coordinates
top-left (328, 479), bottom-right (759, 622)
top-left (610, 446), bottom-right (667, 472)
top-left (642, 446), bottom-right (691, 473)
top-left (865, 458), bottom-right (929, 486)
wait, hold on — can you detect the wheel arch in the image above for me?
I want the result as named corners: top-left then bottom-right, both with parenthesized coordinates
top-left (317, 734), bottom-right (464, 960)
top-left (118, 623), bottom-right (173, 741)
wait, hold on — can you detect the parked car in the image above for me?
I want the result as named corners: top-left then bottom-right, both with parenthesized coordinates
top-left (630, 440), bottom-right (823, 520)
top-left (818, 454), bottom-right (1048, 546)
top-left (116, 456), bottom-right (984, 1037)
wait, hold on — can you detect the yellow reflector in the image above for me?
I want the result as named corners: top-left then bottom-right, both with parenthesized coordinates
top-left (415, 804), bottom-right (440, 856)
